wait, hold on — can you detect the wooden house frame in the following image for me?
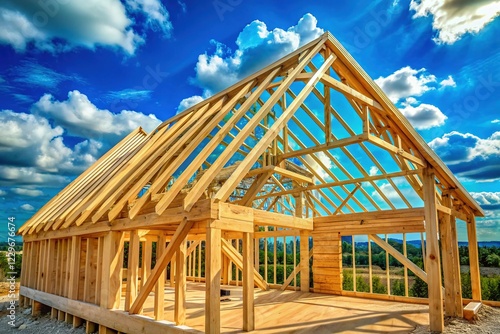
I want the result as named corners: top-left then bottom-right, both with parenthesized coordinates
top-left (18, 32), bottom-right (484, 333)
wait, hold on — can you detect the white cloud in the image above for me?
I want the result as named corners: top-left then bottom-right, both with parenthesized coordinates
top-left (303, 151), bottom-right (333, 180)
top-left (0, 166), bottom-right (70, 187)
top-left (12, 61), bottom-right (81, 89)
top-left (20, 203), bottom-right (35, 211)
top-left (492, 119), bottom-right (500, 124)
top-left (0, 91), bottom-right (162, 187)
top-left (12, 188), bottom-right (44, 197)
top-left (439, 75), bottom-right (456, 88)
top-left (471, 192), bottom-right (500, 207)
top-left (429, 131), bottom-right (500, 181)
top-left (177, 95), bottom-right (204, 113)
top-left (191, 13), bottom-right (324, 96)
top-left (375, 66), bottom-right (437, 103)
top-left (0, 0), bottom-right (174, 54)
top-left (0, 109), bottom-right (70, 172)
top-left (399, 102), bottom-right (447, 130)
top-left (410, 0), bottom-right (500, 44)
top-left (369, 166), bottom-right (379, 176)
top-left (33, 90), bottom-right (161, 139)
top-left (126, 0), bottom-right (172, 37)
top-left (0, 190), bottom-right (6, 196)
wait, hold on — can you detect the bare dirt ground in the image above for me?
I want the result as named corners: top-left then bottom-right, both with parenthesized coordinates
top-left (412, 305), bottom-right (500, 334)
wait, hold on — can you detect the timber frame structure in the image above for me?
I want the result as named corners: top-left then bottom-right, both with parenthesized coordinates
top-left (18, 32), bottom-right (484, 333)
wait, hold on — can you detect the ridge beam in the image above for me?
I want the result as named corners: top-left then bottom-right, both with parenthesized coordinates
top-left (320, 74), bottom-right (383, 111)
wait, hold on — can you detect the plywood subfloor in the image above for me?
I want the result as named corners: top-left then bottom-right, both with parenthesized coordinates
top-left (134, 282), bottom-right (429, 333)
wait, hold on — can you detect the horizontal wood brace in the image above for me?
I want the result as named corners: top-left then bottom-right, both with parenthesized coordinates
top-left (254, 169), bottom-right (421, 200)
top-left (278, 134), bottom-right (367, 160)
top-left (20, 287), bottom-right (201, 334)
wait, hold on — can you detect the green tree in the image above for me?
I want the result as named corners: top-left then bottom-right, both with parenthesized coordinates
top-left (372, 276), bottom-right (387, 294)
top-left (410, 276), bottom-right (428, 298)
top-left (392, 279), bottom-right (405, 296)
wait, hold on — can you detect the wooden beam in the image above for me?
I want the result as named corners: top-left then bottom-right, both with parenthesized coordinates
top-left (174, 237), bottom-right (187, 325)
top-left (300, 231), bottom-right (310, 292)
top-left (100, 231), bottom-right (124, 309)
top-left (129, 218), bottom-right (194, 314)
top-left (368, 134), bottom-right (425, 167)
top-left (314, 208), bottom-right (425, 223)
top-left (221, 238), bottom-right (269, 291)
top-left (320, 74), bottom-right (383, 111)
top-left (156, 68), bottom-right (280, 215)
top-left (467, 215), bottom-right (482, 301)
top-left (253, 209), bottom-right (313, 230)
top-left (242, 232), bottom-right (254, 331)
top-left (439, 195), bottom-right (462, 317)
top-left (279, 135), bottom-right (365, 160)
top-left (422, 168), bottom-right (444, 332)
top-left (68, 236), bottom-right (81, 300)
top-left (154, 234), bottom-right (166, 320)
top-left (369, 234), bottom-right (428, 284)
top-left (20, 286), bottom-right (199, 334)
top-left (206, 226), bottom-right (221, 334)
top-left (212, 54), bottom-right (337, 204)
top-left (125, 230), bottom-right (140, 312)
top-left (254, 169), bottom-right (421, 200)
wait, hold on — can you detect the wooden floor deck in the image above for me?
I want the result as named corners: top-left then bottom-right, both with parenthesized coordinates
top-left (137, 282), bottom-right (429, 333)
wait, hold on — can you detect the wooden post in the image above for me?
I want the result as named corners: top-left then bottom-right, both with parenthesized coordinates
top-left (154, 234), bottom-right (166, 320)
top-left (467, 214), bottom-right (482, 301)
top-left (450, 214), bottom-right (464, 317)
top-left (206, 225), bottom-right (221, 334)
top-left (68, 236), bottom-right (82, 327)
top-left (141, 240), bottom-right (153, 288)
top-left (84, 238), bottom-right (97, 304)
top-left (300, 231), bottom-right (310, 292)
top-left (101, 231), bottom-right (125, 309)
top-left (243, 232), bottom-right (254, 331)
top-left (439, 195), bottom-right (462, 317)
top-left (125, 230), bottom-right (140, 312)
top-left (422, 168), bottom-right (444, 332)
top-left (175, 237), bottom-right (187, 325)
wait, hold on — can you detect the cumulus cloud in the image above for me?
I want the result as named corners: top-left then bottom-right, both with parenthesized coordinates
top-left (410, 0), bottom-right (500, 44)
top-left (369, 166), bottom-right (379, 176)
top-left (0, 91), bottom-right (161, 186)
top-left (12, 188), bottom-right (44, 197)
top-left (303, 151), bottom-right (333, 180)
top-left (20, 203), bottom-right (35, 211)
top-left (472, 192), bottom-right (500, 210)
top-left (492, 119), bottom-right (500, 124)
top-left (440, 75), bottom-right (456, 88)
top-left (191, 13), bottom-right (324, 96)
top-left (177, 95), bottom-right (204, 112)
top-left (399, 100), bottom-right (447, 130)
top-left (33, 90), bottom-right (161, 140)
top-left (375, 66), bottom-right (437, 103)
top-left (429, 131), bottom-right (500, 181)
top-left (0, 0), bottom-right (174, 54)
top-left (0, 166), bottom-right (69, 187)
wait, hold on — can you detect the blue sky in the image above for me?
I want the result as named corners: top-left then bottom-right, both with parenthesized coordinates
top-left (0, 0), bottom-right (499, 242)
